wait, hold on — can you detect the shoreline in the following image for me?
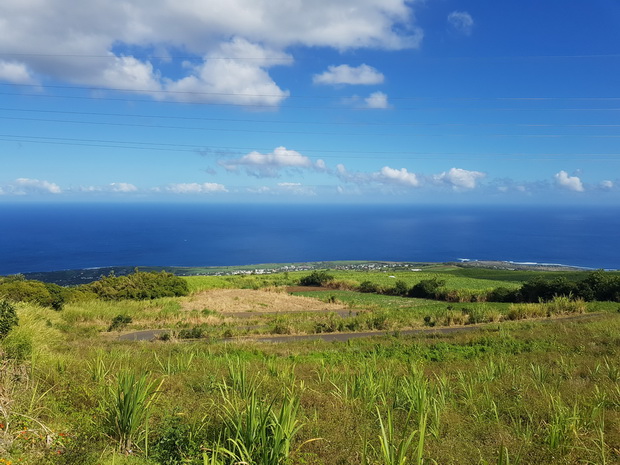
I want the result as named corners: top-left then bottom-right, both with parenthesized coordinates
top-left (13, 259), bottom-right (604, 286)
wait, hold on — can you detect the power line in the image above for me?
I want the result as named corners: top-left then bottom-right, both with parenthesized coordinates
top-left (1, 106), bottom-right (618, 129)
top-left (2, 82), bottom-right (619, 101)
top-left (2, 89), bottom-right (619, 111)
top-left (2, 114), bottom-right (619, 138)
top-left (2, 133), bottom-right (620, 160)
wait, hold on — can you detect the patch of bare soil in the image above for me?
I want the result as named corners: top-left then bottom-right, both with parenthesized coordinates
top-left (181, 289), bottom-right (348, 314)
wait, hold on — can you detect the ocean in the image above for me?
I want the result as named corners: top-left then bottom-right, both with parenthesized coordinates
top-left (1, 203), bottom-right (619, 275)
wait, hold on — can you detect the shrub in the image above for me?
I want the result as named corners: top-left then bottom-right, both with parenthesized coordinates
top-left (488, 287), bottom-right (519, 303)
top-left (359, 280), bottom-right (379, 293)
top-left (408, 278), bottom-right (445, 299)
top-left (152, 415), bottom-right (205, 464)
top-left (87, 270), bottom-right (189, 300)
top-left (390, 280), bottom-right (409, 297)
top-left (0, 299), bottom-right (18, 339)
top-left (0, 279), bottom-right (67, 309)
top-left (299, 270), bottom-right (334, 287)
top-left (324, 279), bottom-right (358, 291)
top-left (108, 314), bottom-right (132, 332)
top-left (177, 326), bottom-right (205, 339)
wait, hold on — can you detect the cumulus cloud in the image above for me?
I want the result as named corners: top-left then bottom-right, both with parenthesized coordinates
top-left (600, 180), bottom-right (614, 189)
top-left (0, 1), bottom-right (422, 104)
top-left (221, 146), bottom-right (323, 177)
top-left (4, 178), bottom-right (62, 195)
top-left (109, 182), bottom-right (138, 193)
top-left (554, 171), bottom-right (584, 192)
top-left (166, 182), bottom-right (227, 194)
top-left (164, 38), bottom-right (291, 106)
top-left (434, 168), bottom-right (485, 190)
top-left (447, 11), bottom-right (474, 35)
top-left (313, 64), bottom-right (384, 85)
top-left (336, 164), bottom-right (419, 188)
top-left (364, 91), bottom-right (390, 109)
top-left (373, 166), bottom-right (419, 187)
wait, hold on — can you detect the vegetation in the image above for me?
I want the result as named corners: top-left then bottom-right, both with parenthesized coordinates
top-left (0, 265), bottom-right (620, 464)
top-left (87, 270), bottom-right (190, 301)
top-left (0, 299), bottom-right (18, 339)
top-left (299, 270), bottom-right (334, 287)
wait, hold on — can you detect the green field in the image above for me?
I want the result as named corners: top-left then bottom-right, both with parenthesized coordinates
top-left (1, 267), bottom-right (620, 464)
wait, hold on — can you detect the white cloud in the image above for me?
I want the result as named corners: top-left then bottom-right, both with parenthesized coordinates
top-left (0, 1), bottom-right (422, 103)
top-left (434, 168), bottom-right (485, 190)
top-left (6, 178), bottom-right (62, 195)
top-left (364, 91), bottom-right (390, 109)
top-left (109, 182), bottom-right (138, 193)
top-left (164, 38), bottom-right (291, 106)
top-left (554, 171), bottom-right (584, 192)
top-left (335, 163), bottom-right (370, 184)
top-left (313, 64), bottom-right (384, 85)
top-left (222, 146), bottom-right (319, 177)
top-left (0, 60), bottom-right (37, 84)
top-left (447, 11), bottom-right (474, 35)
top-left (336, 164), bottom-right (419, 188)
top-left (342, 91), bottom-right (390, 109)
top-left (166, 182), bottom-right (227, 194)
top-left (246, 186), bottom-right (272, 194)
top-left (374, 166), bottom-right (419, 187)
top-left (600, 180), bottom-right (614, 189)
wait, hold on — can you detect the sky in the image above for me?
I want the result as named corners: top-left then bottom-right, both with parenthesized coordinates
top-left (0, 0), bottom-right (619, 204)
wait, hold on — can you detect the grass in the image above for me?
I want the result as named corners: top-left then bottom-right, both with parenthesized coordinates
top-left (2, 269), bottom-right (620, 464)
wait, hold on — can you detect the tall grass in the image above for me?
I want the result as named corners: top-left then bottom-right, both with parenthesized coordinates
top-left (105, 372), bottom-right (162, 453)
top-left (220, 389), bottom-right (305, 465)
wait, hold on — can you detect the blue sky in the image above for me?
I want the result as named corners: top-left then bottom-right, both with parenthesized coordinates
top-left (1, 0), bottom-right (619, 204)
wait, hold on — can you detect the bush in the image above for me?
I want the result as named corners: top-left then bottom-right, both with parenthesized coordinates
top-left (0, 299), bottom-right (18, 339)
top-left (177, 326), bottom-right (205, 339)
top-left (408, 277), bottom-right (446, 299)
top-left (108, 314), bottom-right (132, 332)
top-left (152, 415), bottom-right (205, 464)
top-left (488, 287), bottom-right (519, 303)
top-left (358, 280), bottom-right (379, 293)
top-left (299, 270), bottom-right (334, 287)
top-left (324, 279), bottom-right (358, 291)
top-left (0, 279), bottom-right (68, 309)
top-left (389, 280), bottom-right (409, 297)
top-left (87, 270), bottom-right (189, 300)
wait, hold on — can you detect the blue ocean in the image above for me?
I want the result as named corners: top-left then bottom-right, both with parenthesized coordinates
top-left (1, 203), bottom-right (619, 275)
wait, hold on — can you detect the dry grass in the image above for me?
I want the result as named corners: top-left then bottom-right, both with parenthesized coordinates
top-left (180, 289), bottom-right (348, 314)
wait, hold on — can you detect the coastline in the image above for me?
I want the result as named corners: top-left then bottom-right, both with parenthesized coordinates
top-left (16, 259), bottom-right (598, 286)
